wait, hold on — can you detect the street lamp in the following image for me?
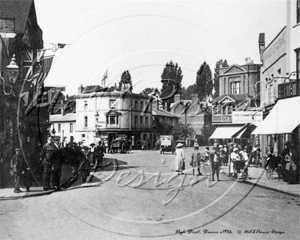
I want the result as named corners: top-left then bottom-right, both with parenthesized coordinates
top-left (0, 55), bottom-right (19, 95)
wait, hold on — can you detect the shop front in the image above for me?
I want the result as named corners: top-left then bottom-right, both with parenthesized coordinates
top-left (252, 96), bottom-right (300, 171)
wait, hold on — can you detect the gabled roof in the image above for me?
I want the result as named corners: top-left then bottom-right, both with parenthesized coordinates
top-left (0, 0), bottom-right (34, 34)
top-left (212, 93), bottom-right (253, 105)
top-left (222, 64), bottom-right (246, 75)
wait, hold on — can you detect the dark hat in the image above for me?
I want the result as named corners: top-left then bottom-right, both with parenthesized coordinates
top-left (90, 143), bottom-right (95, 146)
top-left (285, 141), bottom-right (292, 146)
top-left (83, 146), bottom-right (89, 150)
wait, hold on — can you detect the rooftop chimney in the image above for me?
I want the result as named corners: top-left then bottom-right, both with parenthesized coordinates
top-left (191, 94), bottom-right (198, 104)
top-left (174, 93), bottom-right (180, 103)
top-left (78, 84), bottom-right (83, 94)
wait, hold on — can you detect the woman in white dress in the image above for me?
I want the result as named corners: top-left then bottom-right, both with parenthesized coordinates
top-left (175, 143), bottom-right (185, 174)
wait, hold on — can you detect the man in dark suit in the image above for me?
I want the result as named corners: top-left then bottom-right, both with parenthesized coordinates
top-left (210, 147), bottom-right (221, 181)
top-left (10, 148), bottom-right (25, 193)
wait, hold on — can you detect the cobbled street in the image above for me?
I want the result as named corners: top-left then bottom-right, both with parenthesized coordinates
top-left (1, 148), bottom-right (299, 240)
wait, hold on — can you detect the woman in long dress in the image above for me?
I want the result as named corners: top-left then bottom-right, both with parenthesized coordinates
top-left (175, 143), bottom-right (185, 174)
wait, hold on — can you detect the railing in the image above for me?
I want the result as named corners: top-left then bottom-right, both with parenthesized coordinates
top-left (278, 80), bottom-right (300, 99)
top-left (212, 115), bottom-right (232, 123)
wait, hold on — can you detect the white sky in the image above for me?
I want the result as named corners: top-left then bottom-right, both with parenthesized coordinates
top-left (34, 0), bottom-right (287, 95)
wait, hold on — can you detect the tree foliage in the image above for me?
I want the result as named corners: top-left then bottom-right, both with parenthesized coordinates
top-left (160, 61), bottom-right (183, 110)
top-left (213, 59), bottom-right (229, 98)
top-left (174, 122), bottom-right (195, 139)
top-left (140, 88), bottom-right (159, 96)
top-left (181, 85), bottom-right (195, 100)
top-left (152, 116), bottom-right (174, 135)
top-left (195, 62), bottom-right (213, 100)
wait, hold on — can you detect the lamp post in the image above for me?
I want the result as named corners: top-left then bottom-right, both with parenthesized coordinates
top-left (0, 55), bottom-right (19, 95)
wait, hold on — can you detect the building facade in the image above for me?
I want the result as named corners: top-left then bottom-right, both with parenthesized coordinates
top-left (52, 85), bottom-right (153, 148)
top-left (254, 0), bottom-right (300, 163)
top-left (209, 62), bottom-right (261, 146)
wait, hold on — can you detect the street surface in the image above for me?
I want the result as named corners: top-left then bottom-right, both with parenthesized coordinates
top-left (1, 147), bottom-right (300, 240)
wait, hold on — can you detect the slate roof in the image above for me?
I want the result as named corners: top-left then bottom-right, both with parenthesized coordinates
top-left (0, 0), bottom-right (35, 34)
top-left (50, 113), bottom-right (76, 122)
top-left (152, 108), bottom-right (179, 118)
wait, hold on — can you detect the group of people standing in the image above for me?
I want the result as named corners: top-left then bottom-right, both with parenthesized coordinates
top-left (9, 136), bottom-right (107, 193)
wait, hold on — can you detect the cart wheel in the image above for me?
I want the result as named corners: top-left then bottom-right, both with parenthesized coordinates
top-left (266, 168), bottom-right (272, 179)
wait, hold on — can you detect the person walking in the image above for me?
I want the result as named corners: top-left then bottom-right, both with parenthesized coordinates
top-left (210, 147), bottom-right (221, 181)
top-left (51, 137), bottom-right (63, 190)
top-left (10, 148), bottom-right (25, 193)
top-left (175, 143), bottom-right (185, 175)
top-left (190, 143), bottom-right (202, 176)
top-left (230, 147), bottom-right (241, 179)
top-left (40, 137), bottom-right (57, 191)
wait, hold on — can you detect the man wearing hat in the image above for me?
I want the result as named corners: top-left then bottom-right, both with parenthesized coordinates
top-left (210, 147), bottom-right (221, 181)
top-left (40, 137), bottom-right (58, 191)
top-left (175, 143), bottom-right (185, 174)
top-left (10, 148), bottom-right (25, 193)
top-left (190, 143), bottom-right (202, 176)
top-left (230, 147), bottom-right (241, 178)
top-left (52, 137), bottom-right (63, 190)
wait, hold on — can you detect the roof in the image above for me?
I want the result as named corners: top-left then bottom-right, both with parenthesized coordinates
top-left (152, 108), bottom-right (179, 118)
top-left (212, 93), bottom-right (253, 104)
top-left (50, 113), bottom-right (76, 122)
top-left (0, 0), bottom-right (34, 34)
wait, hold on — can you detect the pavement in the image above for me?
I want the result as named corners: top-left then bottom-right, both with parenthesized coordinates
top-left (1, 149), bottom-right (300, 200)
top-left (219, 163), bottom-right (300, 197)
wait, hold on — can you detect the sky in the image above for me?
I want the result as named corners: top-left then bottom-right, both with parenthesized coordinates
top-left (34, 0), bottom-right (287, 95)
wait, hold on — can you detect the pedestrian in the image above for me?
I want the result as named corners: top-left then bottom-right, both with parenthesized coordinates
top-left (231, 147), bottom-right (241, 178)
top-left (89, 143), bottom-right (96, 167)
top-left (190, 143), bottom-right (202, 176)
top-left (205, 146), bottom-right (210, 162)
top-left (10, 148), bottom-right (25, 193)
top-left (40, 137), bottom-right (57, 191)
top-left (52, 137), bottom-right (63, 190)
top-left (79, 146), bottom-right (91, 183)
top-left (222, 145), bottom-right (229, 166)
top-left (210, 147), bottom-right (221, 181)
top-left (95, 141), bottom-right (105, 167)
top-left (175, 143), bottom-right (185, 175)
top-left (284, 144), bottom-right (298, 184)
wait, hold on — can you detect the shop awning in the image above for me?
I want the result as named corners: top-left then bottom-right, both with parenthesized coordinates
top-left (209, 126), bottom-right (245, 139)
top-left (252, 96), bottom-right (300, 135)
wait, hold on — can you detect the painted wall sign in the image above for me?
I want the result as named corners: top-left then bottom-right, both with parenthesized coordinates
top-left (232, 111), bottom-right (263, 125)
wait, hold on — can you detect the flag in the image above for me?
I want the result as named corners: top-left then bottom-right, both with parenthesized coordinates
top-left (23, 50), bottom-right (45, 81)
top-left (34, 55), bottom-right (54, 90)
top-left (52, 43), bottom-right (67, 52)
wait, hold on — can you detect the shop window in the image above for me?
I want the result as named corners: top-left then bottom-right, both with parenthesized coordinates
top-left (84, 116), bottom-right (88, 127)
top-left (58, 124), bottom-right (61, 133)
top-left (230, 81), bottom-right (241, 94)
top-left (70, 123), bottom-right (73, 133)
top-left (297, 0), bottom-right (300, 23)
top-left (297, 48), bottom-right (300, 80)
